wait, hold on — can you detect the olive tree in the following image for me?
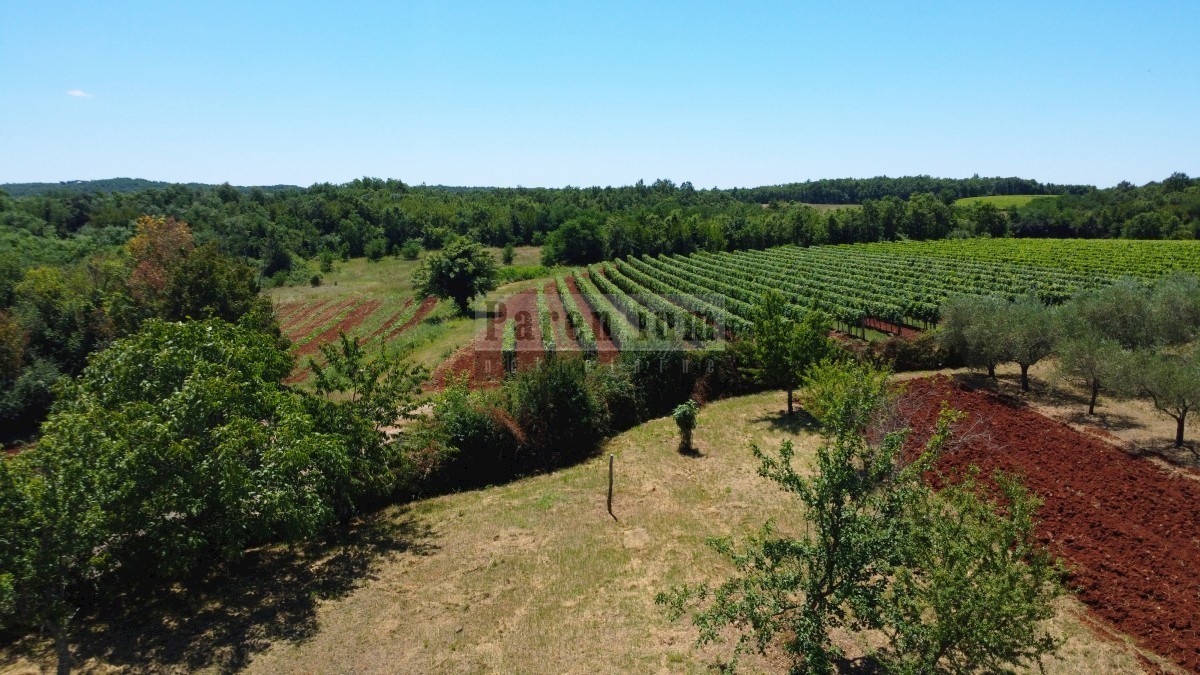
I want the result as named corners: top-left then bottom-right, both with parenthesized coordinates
top-left (938, 295), bottom-right (1012, 378)
top-left (1003, 296), bottom-right (1058, 392)
top-left (1122, 348), bottom-right (1200, 448)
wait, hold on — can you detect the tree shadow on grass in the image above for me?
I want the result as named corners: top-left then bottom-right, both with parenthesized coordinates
top-left (69, 509), bottom-right (437, 673)
top-left (751, 409), bottom-right (821, 435)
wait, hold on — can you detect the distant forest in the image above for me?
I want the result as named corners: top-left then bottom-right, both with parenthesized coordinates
top-left (3, 174), bottom-right (1196, 281)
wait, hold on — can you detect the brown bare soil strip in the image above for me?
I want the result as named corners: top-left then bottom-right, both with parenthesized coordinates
top-left (564, 275), bottom-right (618, 364)
top-left (899, 376), bottom-right (1200, 672)
top-left (279, 298), bottom-right (332, 333)
top-left (294, 299), bottom-right (383, 358)
top-left (272, 300), bottom-right (306, 323)
top-left (862, 316), bottom-right (921, 338)
top-left (383, 296), bottom-right (439, 342)
top-left (285, 298), bottom-right (357, 341)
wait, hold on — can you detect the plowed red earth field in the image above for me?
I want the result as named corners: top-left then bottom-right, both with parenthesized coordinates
top-left (899, 376), bottom-right (1200, 672)
top-left (429, 283), bottom-right (616, 389)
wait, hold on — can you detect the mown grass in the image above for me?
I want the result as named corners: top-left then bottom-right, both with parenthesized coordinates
top-left (953, 194), bottom-right (1054, 208)
top-left (2, 390), bottom-right (1172, 673)
top-left (238, 390), bottom-right (1164, 674)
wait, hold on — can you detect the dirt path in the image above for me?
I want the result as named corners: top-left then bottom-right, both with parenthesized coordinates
top-left (899, 376), bottom-right (1200, 672)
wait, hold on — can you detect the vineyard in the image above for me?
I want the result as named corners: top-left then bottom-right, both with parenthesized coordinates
top-left (589, 239), bottom-right (1200, 339)
top-left (281, 239), bottom-right (1200, 386)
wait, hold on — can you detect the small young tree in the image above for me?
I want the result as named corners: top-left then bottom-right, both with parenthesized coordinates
top-left (672, 399), bottom-right (699, 452)
top-left (743, 291), bottom-right (834, 414)
top-left (502, 242), bottom-right (516, 265)
top-left (412, 236), bottom-right (499, 315)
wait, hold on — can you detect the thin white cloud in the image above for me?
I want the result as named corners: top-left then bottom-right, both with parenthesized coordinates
top-left (65, 89), bottom-right (91, 98)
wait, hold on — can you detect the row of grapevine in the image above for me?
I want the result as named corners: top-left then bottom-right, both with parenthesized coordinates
top-left (555, 276), bottom-right (597, 358)
top-left (586, 264), bottom-right (666, 339)
top-left (536, 285), bottom-right (556, 356)
top-left (618, 258), bottom-right (752, 334)
top-left (611, 240), bottom-right (1200, 338)
top-left (501, 317), bottom-right (517, 373)
top-left (573, 272), bottom-right (642, 348)
top-left (599, 263), bottom-right (715, 340)
top-left (871, 239), bottom-right (1200, 280)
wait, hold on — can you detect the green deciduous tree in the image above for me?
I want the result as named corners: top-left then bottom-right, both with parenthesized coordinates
top-left (0, 319), bottom-right (424, 672)
top-left (412, 236), bottom-right (498, 315)
top-left (743, 291), bottom-right (834, 414)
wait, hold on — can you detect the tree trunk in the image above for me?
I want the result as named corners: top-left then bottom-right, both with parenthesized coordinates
top-left (54, 626), bottom-right (70, 675)
top-left (987, 364), bottom-right (995, 379)
top-left (787, 388), bottom-right (794, 415)
top-left (1088, 380), bottom-right (1100, 415)
top-left (1177, 415), bottom-right (1187, 448)
top-left (1020, 364), bottom-right (1030, 392)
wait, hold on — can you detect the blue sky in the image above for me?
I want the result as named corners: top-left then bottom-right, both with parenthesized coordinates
top-left (2, 1), bottom-right (1197, 188)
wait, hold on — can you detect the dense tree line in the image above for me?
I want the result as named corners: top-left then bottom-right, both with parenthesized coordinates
top-left (962, 173), bottom-right (1200, 239)
top-left (0, 216), bottom-right (272, 442)
top-left (3, 174), bottom-right (1195, 283)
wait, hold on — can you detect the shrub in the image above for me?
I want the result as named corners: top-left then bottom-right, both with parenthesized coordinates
top-left (874, 333), bottom-right (954, 371)
top-left (672, 399), bottom-right (699, 451)
top-left (506, 356), bottom-right (610, 466)
top-left (400, 239), bottom-right (422, 260)
top-left (365, 238), bottom-right (388, 262)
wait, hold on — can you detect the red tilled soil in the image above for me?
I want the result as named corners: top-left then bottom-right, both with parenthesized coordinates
top-left (428, 285), bottom-right (605, 390)
top-left (898, 376), bottom-right (1200, 672)
top-left (564, 275), bottom-right (619, 364)
top-left (863, 316), bottom-right (922, 339)
top-left (383, 296), bottom-right (439, 342)
top-left (294, 299), bottom-right (382, 357)
top-left (362, 297), bottom-right (414, 343)
top-left (273, 300), bottom-right (305, 323)
top-left (284, 298), bottom-right (358, 341)
top-left (279, 298), bottom-right (331, 333)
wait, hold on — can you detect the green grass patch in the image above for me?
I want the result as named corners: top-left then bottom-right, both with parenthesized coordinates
top-left (953, 194), bottom-right (1054, 208)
